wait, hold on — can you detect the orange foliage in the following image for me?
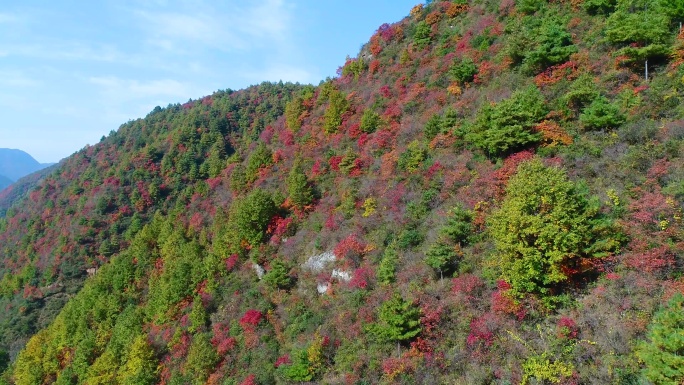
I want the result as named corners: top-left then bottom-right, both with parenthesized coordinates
top-left (425, 10), bottom-right (442, 25)
top-left (534, 61), bottom-right (579, 87)
top-left (410, 4), bottom-right (424, 19)
top-left (534, 120), bottom-right (573, 146)
top-left (393, 25), bottom-right (404, 41)
top-left (569, 0), bottom-right (584, 9)
top-left (369, 36), bottom-right (383, 56)
top-left (663, 278), bottom-right (684, 301)
top-left (447, 82), bottom-right (462, 96)
top-left (380, 151), bottom-right (398, 180)
top-left (446, 3), bottom-right (468, 18)
top-left (428, 133), bottom-right (457, 150)
top-left (266, 309), bottom-right (285, 343)
top-left (369, 59), bottom-right (381, 74)
top-left (473, 61), bottom-right (496, 84)
top-left (670, 29), bottom-right (684, 68)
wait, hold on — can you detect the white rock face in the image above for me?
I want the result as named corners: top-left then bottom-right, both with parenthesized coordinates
top-left (317, 282), bottom-right (331, 294)
top-left (331, 269), bottom-right (352, 282)
top-left (302, 251), bottom-right (336, 273)
top-left (252, 263), bottom-right (265, 279)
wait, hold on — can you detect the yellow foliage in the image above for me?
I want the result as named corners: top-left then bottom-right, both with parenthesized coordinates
top-left (117, 335), bottom-right (158, 385)
top-left (86, 350), bottom-right (119, 385)
top-left (410, 4), bottom-right (424, 18)
top-left (307, 332), bottom-right (324, 376)
top-left (606, 189), bottom-right (620, 207)
top-left (522, 354), bottom-right (574, 384)
top-left (447, 82), bottom-right (462, 96)
top-left (14, 329), bottom-right (50, 385)
top-left (362, 197), bottom-right (377, 217)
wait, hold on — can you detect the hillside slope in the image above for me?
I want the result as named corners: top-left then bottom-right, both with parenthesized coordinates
top-left (3, 0), bottom-right (684, 384)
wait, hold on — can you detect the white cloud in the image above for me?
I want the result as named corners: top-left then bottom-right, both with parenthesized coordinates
top-left (240, 0), bottom-right (291, 38)
top-left (133, 0), bottom-right (294, 53)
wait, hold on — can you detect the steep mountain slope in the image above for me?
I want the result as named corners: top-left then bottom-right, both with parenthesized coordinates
top-left (0, 149), bottom-right (50, 182)
top-left (0, 83), bottom-right (301, 361)
top-left (2, 0), bottom-right (684, 384)
top-left (0, 165), bottom-right (59, 217)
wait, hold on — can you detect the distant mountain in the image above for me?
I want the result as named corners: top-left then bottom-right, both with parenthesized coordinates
top-left (0, 148), bottom-right (51, 182)
top-left (0, 175), bottom-right (11, 191)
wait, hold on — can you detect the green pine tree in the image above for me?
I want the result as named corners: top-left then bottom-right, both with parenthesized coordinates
top-left (377, 241), bottom-right (399, 285)
top-left (637, 293), bottom-right (684, 385)
top-left (367, 293), bottom-right (421, 352)
top-left (466, 86), bottom-right (546, 158)
top-left (425, 241), bottom-right (459, 280)
top-left (287, 158), bottom-right (314, 209)
top-left (262, 259), bottom-right (292, 290)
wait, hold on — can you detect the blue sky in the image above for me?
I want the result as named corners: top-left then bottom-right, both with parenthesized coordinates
top-left (0, 0), bottom-right (421, 163)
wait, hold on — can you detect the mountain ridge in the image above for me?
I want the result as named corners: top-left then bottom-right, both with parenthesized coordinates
top-left (0, 148), bottom-right (54, 189)
top-left (2, 0), bottom-right (684, 384)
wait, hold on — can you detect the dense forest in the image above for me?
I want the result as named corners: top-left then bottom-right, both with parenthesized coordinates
top-left (1, 0), bottom-right (684, 383)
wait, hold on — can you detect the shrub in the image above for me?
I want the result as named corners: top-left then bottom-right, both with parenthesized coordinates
top-left (449, 58), bottom-right (478, 84)
top-left (262, 260), bottom-right (293, 290)
top-left (521, 353), bottom-right (574, 384)
top-left (413, 21), bottom-right (432, 48)
top-left (226, 189), bottom-right (278, 250)
top-left (466, 86), bottom-right (546, 157)
top-left (283, 349), bottom-right (314, 381)
top-left (522, 19), bottom-right (577, 74)
top-left (245, 143), bottom-right (273, 182)
top-left (582, 0), bottom-right (616, 14)
top-left (360, 109), bottom-right (382, 133)
top-left (516, 0), bottom-right (546, 14)
top-left (579, 96), bottom-right (626, 130)
top-left (397, 140), bottom-right (428, 172)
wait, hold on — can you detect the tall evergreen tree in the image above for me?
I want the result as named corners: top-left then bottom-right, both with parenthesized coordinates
top-left (637, 293), bottom-right (684, 385)
top-left (287, 158), bottom-right (314, 210)
top-left (367, 293), bottom-right (421, 353)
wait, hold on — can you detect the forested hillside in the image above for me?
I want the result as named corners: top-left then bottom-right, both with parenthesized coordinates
top-left (2, 0), bottom-right (684, 384)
